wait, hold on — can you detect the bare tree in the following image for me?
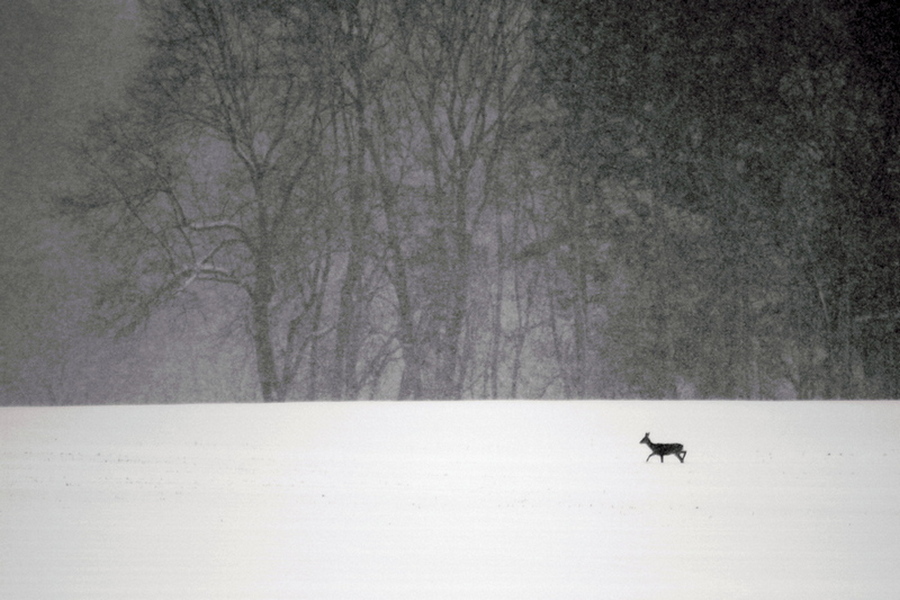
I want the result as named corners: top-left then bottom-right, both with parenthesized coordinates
top-left (383, 0), bottom-right (533, 398)
top-left (64, 0), bottom-right (341, 401)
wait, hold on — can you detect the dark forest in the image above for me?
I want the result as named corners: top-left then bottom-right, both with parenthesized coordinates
top-left (3, 0), bottom-right (899, 402)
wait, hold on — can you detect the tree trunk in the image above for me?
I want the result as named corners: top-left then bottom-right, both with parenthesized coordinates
top-left (333, 234), bottom-right (363, 399)
top-left (569, 181), bottom-right (590, 398)
top-left (434, 219), bottom-right (470, 399)
top-left (251, 294), bottom-right (279, 402)
top-left (330, 9), bottom-right (371, 400)
top-left (389, 238), bottom-right (422, 399)
top-left (252, 189), bottom-right (280, 402)
top-left (332, 147), bottom-right (365, 399)
top-left (488, 217), bottom-right (504, 399)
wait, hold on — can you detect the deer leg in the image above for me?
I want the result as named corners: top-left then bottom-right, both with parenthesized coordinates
top-left (677, 452), bottom-right (685, 463)
top-left (646, 453), bottom-right (653, 462)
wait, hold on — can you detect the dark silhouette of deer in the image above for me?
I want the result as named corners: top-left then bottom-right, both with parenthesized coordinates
top-left (640, 432), bottom-right (686, 463)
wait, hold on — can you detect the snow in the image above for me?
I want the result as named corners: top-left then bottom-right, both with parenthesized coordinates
top-left (2, 401), bottom-right (899, 599)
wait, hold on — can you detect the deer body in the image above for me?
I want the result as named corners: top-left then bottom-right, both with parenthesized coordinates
top-left (640, 432), bottom-right (686, 463)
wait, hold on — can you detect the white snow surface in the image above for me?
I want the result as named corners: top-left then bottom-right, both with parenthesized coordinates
top-left (2, 400), bottom-right (898, 599)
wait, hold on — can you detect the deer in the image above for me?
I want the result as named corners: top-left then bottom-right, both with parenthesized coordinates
top-left (640, 432), bottom-right (686, 463)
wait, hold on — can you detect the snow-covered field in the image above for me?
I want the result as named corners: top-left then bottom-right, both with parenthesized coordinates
top-left (2, 401), bottom-right (898, 599)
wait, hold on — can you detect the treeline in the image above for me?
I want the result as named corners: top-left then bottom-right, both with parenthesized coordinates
top-left (58, 0), bottom-right (899, 400)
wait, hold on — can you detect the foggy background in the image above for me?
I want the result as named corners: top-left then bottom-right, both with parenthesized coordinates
top-left (3, 0), bottom-right (899, 403)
